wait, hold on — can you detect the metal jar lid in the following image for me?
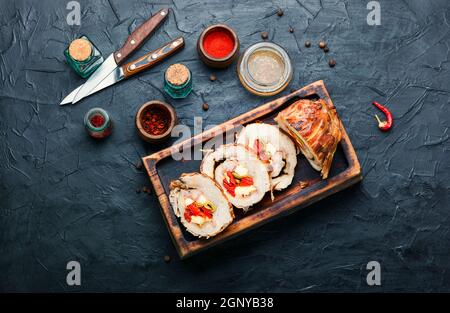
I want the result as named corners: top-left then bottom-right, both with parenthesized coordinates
top-left (237, 42), bottom-right (293, 96)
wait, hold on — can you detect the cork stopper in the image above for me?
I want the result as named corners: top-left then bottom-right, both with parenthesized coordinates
top-left (165, 64), bottom-right (190, 86)
top-left (69, 38), bottom-right (92, 61)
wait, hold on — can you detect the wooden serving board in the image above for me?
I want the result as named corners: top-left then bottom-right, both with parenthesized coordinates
top-left (143, 80), bottom-right (362, 259)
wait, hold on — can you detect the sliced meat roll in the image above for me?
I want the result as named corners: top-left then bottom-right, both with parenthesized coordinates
top-left (200, 144), bottom-right (270, 210)
top-left (236, 123), bottom-right (298, 191)
top-left (275, 99), bottom-right (342, 179)
top-left (169, 173), bottom-right (234, 238)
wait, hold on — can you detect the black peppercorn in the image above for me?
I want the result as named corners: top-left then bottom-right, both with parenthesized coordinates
top-left (324, 46), bottom-right (329, 53)
top-left (164, 255), bottom-right (171, 263)
top-left (319, 41), bottom-right (326, 49)
top-left (136, 188), bottom-right (141, 194)
top-left (328, 59), bottom-right (336, 67)
top-left (289, 27), bottom-right (294, 33)
top-left (209, 73), bottom-right (216, 82)
top-left (305, 40), bottom-right (311, 48)
top-left (277, 8), bottom-right (284, 17)
top-left (261, 31), bottom-right (269, 40)
top-left (202, 103), bottom-right (209, 111)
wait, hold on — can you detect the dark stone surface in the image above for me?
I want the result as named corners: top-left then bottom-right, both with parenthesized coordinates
top-left (0, 0), bottom-right (449, 292)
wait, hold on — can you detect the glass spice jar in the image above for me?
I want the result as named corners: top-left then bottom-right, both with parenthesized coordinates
top-left (163, 63), bottom-right (192, 99)
top-left (64, 36), bottom-right (104, 78)
top-left (84, 108), bottom-right (112, 139)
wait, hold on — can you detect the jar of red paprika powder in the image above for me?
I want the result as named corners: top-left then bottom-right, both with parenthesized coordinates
top-left (197, 24), bottom-right (240, 68)
top-left (84, 108), bottom-right (112, 139)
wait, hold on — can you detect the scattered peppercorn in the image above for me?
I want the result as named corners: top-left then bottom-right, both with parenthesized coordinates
top-left (328, 58), bottom-right (336, 67)
top-left (304, 40), bottom-right (311, 48)
top-left (319, 41), bottom-right (326, 49)
top-left (209, 73), bottom-right (216, 82)
top-left (142, 186), bottom-right (149, 193)
top-left (202, 103), bottom-right (209, 111)
top-left (288, 27), bottom-right (294, 33)
top-left (164, 255), bottom-right (171, 263)
top-left (261, 31), bottom-right (269, 40)
top-left (277, 8), bottom-right (284, 17)
top-left (135, 160), bottom-right (143, 169)
top-left (136, 188), bottom-right (141, 194)
top-left (323, 46), bottom-right (329, 53)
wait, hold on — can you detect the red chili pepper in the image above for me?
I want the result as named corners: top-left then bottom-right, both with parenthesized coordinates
top-left (372, 101), bottom-right (393, 132)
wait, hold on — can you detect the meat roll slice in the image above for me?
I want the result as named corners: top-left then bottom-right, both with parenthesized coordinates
top-left (236, 123), bottom-right (298, 191)
top-left (200, 144), bottom-right (270, 211)
top-left (169, 173), bottom-right (234, 238)
top-left (275, 99), bottom-right (342, 179)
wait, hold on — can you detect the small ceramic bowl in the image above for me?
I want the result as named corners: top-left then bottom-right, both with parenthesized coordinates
top-left (135, 100), bottom-right (177, 143)
top-left (197, 24), bottom-right (240, 68)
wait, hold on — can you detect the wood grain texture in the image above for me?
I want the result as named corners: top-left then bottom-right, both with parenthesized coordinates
top-left (143, 80), bottom-right (362, 259)
top-left (121, 37), bottom-right (184, 79)
top-left (114, 8), bottom-right (169, 64)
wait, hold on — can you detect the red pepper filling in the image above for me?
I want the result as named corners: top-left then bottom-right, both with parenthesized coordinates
top-left (183, 202), bottom-right (213, 223)
top-left (222, 170), bottom-right (254, 197)
top-left (253, 139), bottom-right (268, 161)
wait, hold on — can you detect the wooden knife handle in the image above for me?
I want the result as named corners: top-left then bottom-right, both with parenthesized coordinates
top-left (121, 37), bottom-right (185, 79)
top-left (114, 8), bottom-right (169, 64)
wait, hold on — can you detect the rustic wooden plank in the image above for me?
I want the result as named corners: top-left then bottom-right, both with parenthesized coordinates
top-left (142, 80), bottom-right (362, 259)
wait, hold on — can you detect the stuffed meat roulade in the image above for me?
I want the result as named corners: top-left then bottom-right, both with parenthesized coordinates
top-left (200, 144), bottom-right (270, 210)
top-left (236, 123), bottom-right (297, 191)
top-left (275, 99), bottom-right (342, 179)
top-left (169, 173), bottom-right (234, 238)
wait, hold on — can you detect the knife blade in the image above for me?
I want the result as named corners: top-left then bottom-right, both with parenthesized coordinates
top-left (71, 8), bottom-right (169, 104)
top-left (60, 37), bottom-right (185, 105)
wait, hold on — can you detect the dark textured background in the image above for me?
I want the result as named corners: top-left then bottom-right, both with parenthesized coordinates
top-left (1, 0), bottom-right (449, 292)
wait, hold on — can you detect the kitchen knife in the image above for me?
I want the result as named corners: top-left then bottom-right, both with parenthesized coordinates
top-left (71, 8), bottom-right (169, 104)
top-left (60, 37), bottom-right (184, 105)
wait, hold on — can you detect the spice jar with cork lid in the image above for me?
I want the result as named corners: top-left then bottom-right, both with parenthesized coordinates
top-left (64, 36), bottom-right (104, 78)
top-left (163, 63), bottom-right (192, 99)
